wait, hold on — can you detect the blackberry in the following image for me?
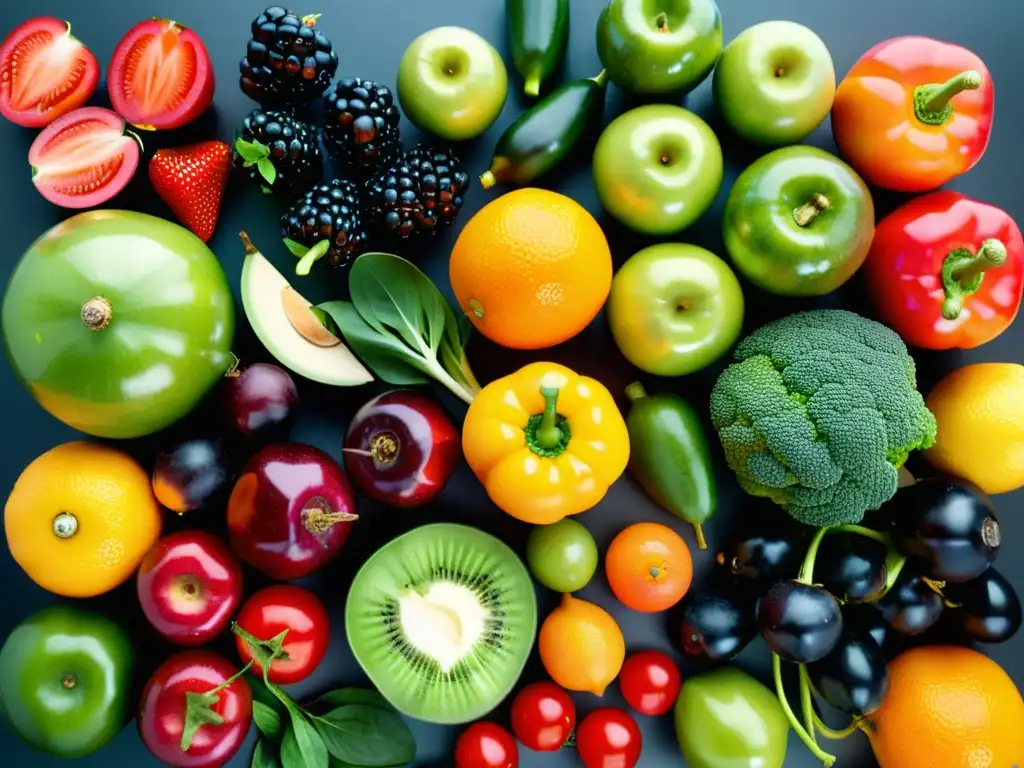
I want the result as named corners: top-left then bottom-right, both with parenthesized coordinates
top-left (240, 6), bottom-right (338, 105)
top-left (281, 180), bottom-right (369, 273)
top-left (365, 146), bottom-right (470, 239)
top-left (323, 77), bottom-right (402, 173)
top-left (234, 109), bottom-right (322, 195)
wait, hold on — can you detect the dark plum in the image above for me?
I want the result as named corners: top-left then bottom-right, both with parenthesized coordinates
top-left (806, 629), bottom-right (889, 716)
top-left (152, 438), bottom-right (232, 514)
top-left (343, 391), bottom-right (460, 508)
top-left (223, 362), bottom-right (299, 442)
top-left (817, 532), bottom-right (888, 604)
top-left (944, 567), bottom-right (1022, 644)
top-left (878, 476), bottom-right (999, 583)
top-left (679, 578), bottom-right (758, 662)
top-left (716, 524), bottom-right (806, 588)
top-left (842, 603), bottom-right (889, 651)
top-left (876, 570), bottom-right (944, 635)
top-left (758, 580), bottom-right (843, 663)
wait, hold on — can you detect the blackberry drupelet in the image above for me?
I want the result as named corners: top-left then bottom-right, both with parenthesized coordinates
top-left (365, 146), bottom-right (471, 239)
top-left (281, 180), bottom-right (369, 273)
top-left (240, 6), bottom-right (339, 105)
top-left (323, 77), bottom-right (402, 173)
top-left (234, 109), bottom-right (323, 195)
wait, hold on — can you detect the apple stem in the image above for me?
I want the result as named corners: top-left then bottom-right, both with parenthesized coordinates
top-left (224, 352), bottom-right (242, 378)
top-left (655, 12), bottom-right (670, 32)
top-left (793, 193), bottom-right (830, 227)
top-left (81, 297), bottom-right (112, 331)
top-left (239, 231), bottom-right (258, 256)
top-left (369, 431), bottom-right (401, 465)
top-left (63, 674), bottom-right (76, 690)
top-left (304, 507), bottom-right (358, 535)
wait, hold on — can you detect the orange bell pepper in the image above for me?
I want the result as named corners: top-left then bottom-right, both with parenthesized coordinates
top-left (831, 36), bottom-right (994, 193)
top-left (462, 362), bottom-right (629, 524)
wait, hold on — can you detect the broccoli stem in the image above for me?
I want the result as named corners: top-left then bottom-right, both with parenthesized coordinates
top-left (793, 193), bottom-right (831, 227)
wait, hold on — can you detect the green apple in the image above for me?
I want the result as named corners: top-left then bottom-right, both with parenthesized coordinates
top-left (608, 243), bottom-right (744, 377)
top-left (713, 21), bottom-right (836, 146)
top-left (397, 26), bottom-right (508, 141)
top-left (594, 104), bottom-right (723, 236)
top-left (597, 0), bottom-right (723, 95)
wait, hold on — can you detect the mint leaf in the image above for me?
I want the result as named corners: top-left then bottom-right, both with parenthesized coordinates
top-left (254, 700), bottom-right (284, 743)
top-left (257, 158), bottom-right (278, 186)
top-left (235, 138), bottom-right (270, 165)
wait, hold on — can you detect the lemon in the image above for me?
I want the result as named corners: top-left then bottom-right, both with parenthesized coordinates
top-left (538, 593), bottom-right (624, 695)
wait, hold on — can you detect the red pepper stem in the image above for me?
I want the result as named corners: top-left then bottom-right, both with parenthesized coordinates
top-left (922, 69), bottom-right (982, 113)
top-left (952, 238), bottom-right (1007, 283)
top-left (535, 386), bottom-right (563, 450)
top-left (941, 239), bottom-right (1008, 320)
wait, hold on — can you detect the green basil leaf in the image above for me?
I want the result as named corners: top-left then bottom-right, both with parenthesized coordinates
top-left (313, 704), bottom-right (416, 767)
top-left (328, 759), bottom-right (360, 768)
top-left (253, 700), bottom-right (284, 743)
top-left (319, 301), bottom-right (429, 386)
top-left (253, 738), bottom-right (283, 768)
top-left (282, 710), bottom-right (328, 768)
top-left (310, 688), bottom-right (393, 712)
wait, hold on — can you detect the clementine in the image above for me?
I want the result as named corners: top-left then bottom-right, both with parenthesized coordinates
top-left (449, 188), bottom-right (612, 349)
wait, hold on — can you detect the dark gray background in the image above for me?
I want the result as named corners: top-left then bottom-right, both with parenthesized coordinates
top-left (1, 1), bottom-right (1021, 766)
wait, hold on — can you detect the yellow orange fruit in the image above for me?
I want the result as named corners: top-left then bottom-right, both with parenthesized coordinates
top-left (449, 188), bottom-right (612, 350)
top-left (4, 441), bottom-right (163, 597)
top-left (539, 593), bottom-right (625, 695)
top-left (867, 646), bottom-right (1024, 768)
top-left (924, 362), bottom-right (1024, 494)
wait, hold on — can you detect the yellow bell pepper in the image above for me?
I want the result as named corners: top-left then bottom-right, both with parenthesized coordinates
top-left (463, 362), bottom-right (630, 524)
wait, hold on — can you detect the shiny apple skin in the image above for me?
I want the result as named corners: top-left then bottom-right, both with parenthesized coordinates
top-left (137, 531), bottom-right (244, 646)
top-left (344, 391), bottom-right (460, 508)
top-left (227, 442), bottom-right (357, 580)
top-left (223, 363), bottom-right (299, 442)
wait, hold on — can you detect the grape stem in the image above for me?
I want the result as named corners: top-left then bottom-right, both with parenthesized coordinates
top-left (772, 654), bottom-right (838, 767)
top-left (812, 709), bottom-right (861, 741)
top-left (798, 527), bottom-right (829, 583)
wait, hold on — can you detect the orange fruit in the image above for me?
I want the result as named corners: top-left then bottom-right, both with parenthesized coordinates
top-left (449, 188), bottom-right (612, 350)
top-left (605, 522), bottom-right (692, 612)
top-left (4, 441), bottom-right (163, 597)
top-left (866, 645), bottom-right (1024, 768)
top-left (924, 362), bottom-right (1024, 494)
top-left (539, 593), bottom-right (625, 696)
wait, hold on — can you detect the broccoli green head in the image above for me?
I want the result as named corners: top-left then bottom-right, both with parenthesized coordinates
top-left (709, 310), bottom-right (937, 527)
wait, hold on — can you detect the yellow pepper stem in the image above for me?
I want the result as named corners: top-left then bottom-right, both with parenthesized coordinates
top-left (526, 386), bottom-right (571, 458)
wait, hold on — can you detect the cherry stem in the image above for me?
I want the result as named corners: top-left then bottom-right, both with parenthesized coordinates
top-left (833, 524), bottom-right (888, 545)
top-left (798, 527), bottom-right (829, 584)
top-left (799, 665), bottom-right (819, 746)
top-left (772, 654), bottom-right (837, 767)
top-left (812, 708), bottom-right (861, 740)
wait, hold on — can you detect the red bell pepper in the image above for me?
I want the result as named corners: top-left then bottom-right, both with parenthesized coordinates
top-left (864, 191), bottom-right (1024, 350)
top-left (832, 36), bottom-right (994, 192)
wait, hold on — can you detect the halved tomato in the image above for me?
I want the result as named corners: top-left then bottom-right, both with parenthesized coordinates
top-left (29, 107), bottom-right (141, 209)
top-left (108, 19), bottom-right (215, 131)
top-left (0, 17), bottom-right (100, 128)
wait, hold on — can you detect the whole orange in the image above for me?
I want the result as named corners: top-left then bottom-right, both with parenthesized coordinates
top-left (605, 522), bottom-right (692, 612)
top-left (4, 441), bottom-right (163, 597)
top-left (449, 188), bottom-right (612, 350)
top-left (866, 645), bottom-right (1024, 768)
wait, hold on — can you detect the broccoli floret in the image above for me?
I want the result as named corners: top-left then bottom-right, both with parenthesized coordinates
top-left (710, 310), bottom-right (937, 527)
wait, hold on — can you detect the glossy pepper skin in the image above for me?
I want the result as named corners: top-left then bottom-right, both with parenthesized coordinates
top-left (463, 362), bottom-right (629, 524)
top-left (832, 36), bottom-right (994, 192)
top-left (864, 191), bottom-right (1024, 350)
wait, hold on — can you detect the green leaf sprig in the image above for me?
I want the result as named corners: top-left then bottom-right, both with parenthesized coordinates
top-left (317, 252), bottom-right (481, 404)
top-left (235, 138), bottom-right (278, 188)
top-left (233, 624), bottom-right (416, 768)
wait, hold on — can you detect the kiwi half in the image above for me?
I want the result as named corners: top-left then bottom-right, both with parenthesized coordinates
top-left (345, 523), bottom-right (537, 724)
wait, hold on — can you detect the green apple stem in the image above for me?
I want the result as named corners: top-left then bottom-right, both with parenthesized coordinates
top-left (655, 12), bottom-right (671, 32)
top-left (793, 193), bottom-right (830, 227)
top-left (80, 296), bottom-right (112, 331)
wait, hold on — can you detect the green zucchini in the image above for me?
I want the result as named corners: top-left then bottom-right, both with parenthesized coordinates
top-left (624, 382), bottom-right (718, 550)
top-left (507, 0), bottom-right (570, 96)
top-left (480, 71), bottom-right (608, 190)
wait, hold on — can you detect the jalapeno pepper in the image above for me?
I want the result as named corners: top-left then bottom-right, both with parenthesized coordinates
top-left (831, 36), bottom-right (994, 192)
top-left (462, 362), bottom-right (629, 524)
top-left (863, 190), bottom-right (1024, 350)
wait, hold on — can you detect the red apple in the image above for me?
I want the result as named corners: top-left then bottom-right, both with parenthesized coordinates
top-left (223, 362), bottom-right (299, 442)
top-left (227, 442), bottom-right (357, 580)
top-left (343, 390), bottom-right (460, 508)
top-left (137, 531), bottom-right (244, 646)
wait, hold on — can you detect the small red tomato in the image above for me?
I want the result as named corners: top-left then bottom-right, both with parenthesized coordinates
top-left (138, 651), bottom-right (252, 768)
top-left (454, 722), bottom-right (518, 768)
top-left (576, 708), bottom-right (642, 768)
top-left (510, 681), bottom-right (576, 751)
top-left (618, 650), bottom-right (681, 716)
top-left (234, 585), bottom-right (329, 685)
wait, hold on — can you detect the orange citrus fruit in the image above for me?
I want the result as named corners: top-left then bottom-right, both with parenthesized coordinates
top-left (866, 645), bottom-right (1024, 768)
top-left (924, 362), bottom-right (1024, 494)
top-left (539, 593), bottom-right (624, 696)
top-left (449, 188), bottom-right (612, 350)
top-left (4, 441), bottom-right (163, 597)
top-left (605, 522), bottom-right (692, 612)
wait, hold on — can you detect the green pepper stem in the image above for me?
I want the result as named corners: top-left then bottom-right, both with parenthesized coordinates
top-left (692, 524), bottom-right (707, 550)
top-left (524, 73), bottom-right (541, 97)
top-left (592, 69), bottom-right (609, 88)
top-left (772, 654), bottom-right (838, 767)
top-left (922, 69), bottom-right (982, 113)
top-left (535, 386), bottom-right (564, 450)
top-left (625, 381), bottom-right (648, 402)
top-left (798, 527), bottom-right (829, 584)
top-left (793, 194), bottom-right (830, 227)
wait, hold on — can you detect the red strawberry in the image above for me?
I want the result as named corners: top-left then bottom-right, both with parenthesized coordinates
top-left (149, 141), bottom-right (232, 242)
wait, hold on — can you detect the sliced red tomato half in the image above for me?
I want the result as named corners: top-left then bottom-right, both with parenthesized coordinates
top-left (29, 107), bottom-right (141, 209)
top-left (0, 17), bottom-right (100, 128)
top-left (108, 19), bottom-right (215, 131)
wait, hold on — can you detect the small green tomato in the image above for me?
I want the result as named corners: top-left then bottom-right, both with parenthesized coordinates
top-left (526, 519), bottom-right (598, 593)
